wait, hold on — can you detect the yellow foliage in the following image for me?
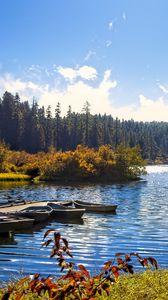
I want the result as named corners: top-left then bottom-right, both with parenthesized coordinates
top-left (0, 143), bottom-right (146, 181)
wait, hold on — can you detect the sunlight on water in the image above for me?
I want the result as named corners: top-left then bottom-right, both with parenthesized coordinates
top-left (146, 164), bottom-right (168, 174)
top-left (0, 165), bottom-right (168, 281)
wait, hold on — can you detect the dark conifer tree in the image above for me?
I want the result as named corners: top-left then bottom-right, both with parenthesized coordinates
top-left (45, 105), bottom-right (54, 151)
top-left (54, 102), bottom-right (61, 150)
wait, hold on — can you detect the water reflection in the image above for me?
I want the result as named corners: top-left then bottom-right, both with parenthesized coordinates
top-left (0, 233), bottom-right (17, 245)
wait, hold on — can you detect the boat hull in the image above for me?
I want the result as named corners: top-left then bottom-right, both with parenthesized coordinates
top-left (0, 216), bottom-right (34, 233)
top-left (18, 210), bottom-right (50, 222)
top-left (74, 200), bottom-right (117, 212)
top-left (52, 209), bottom-right (85, 218)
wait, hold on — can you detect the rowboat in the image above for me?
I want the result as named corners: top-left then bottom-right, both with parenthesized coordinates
top-left (16, 205), bottom-right (52, 222)
top-left (0, 215), bottom-right (34, 233)
top-left (47, 201), bottom-right (72, 209)
top-left (73, 200), bottom-right (117, 212)
top-left (47, 202), bottom-right (85, 219)
top-left (51, 200), bottom-right (73, 207)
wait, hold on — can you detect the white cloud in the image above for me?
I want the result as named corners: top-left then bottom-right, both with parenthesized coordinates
top-left (57, 65), bottom-right (97, 82)
top-left (1, 70), bottom-right (168, 122)
top-left (110, 94), bottom-right (168, 122)
top-left (77, 66), bottom-right (97, 80)
top-left (0, 69), bottom-right (116, 116)
top-left (0, 73), bottom-right (47, 103)
top-left (57, 66), bottom-right (77, 82)
top-left (137, 94), bottom-right (168, 121)
top-left (39, 69), bottom-right (117, 115)
top-left (0, 73), bottom-right (44, 94)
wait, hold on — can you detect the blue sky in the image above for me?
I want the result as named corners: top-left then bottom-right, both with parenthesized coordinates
top-left (0, 0), bottom-right (168, 121)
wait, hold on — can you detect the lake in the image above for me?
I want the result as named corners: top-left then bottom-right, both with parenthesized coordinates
top-left (0, 165), bottom-right (168, 282)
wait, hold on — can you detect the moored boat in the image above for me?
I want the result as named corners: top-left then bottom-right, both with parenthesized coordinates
top-left (73, 200), bottom-right (117, 212)
top-left (0, 215), bottom-right (34, 233)
top-left (15, 205), bottom-right (52, 223)
top-left (47, 202), bottom-right (85, 219)
top-left (47, 201), bottom-right (72, 209)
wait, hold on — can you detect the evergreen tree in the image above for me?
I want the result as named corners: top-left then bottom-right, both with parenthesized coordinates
top-left (54, 102), bottom-right (61, 150)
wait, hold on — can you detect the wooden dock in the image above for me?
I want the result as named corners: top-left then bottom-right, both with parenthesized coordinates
top-left (0, 201), bottom-right (48, 214)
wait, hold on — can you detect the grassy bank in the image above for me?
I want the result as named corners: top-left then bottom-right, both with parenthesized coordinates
top-left (0, 270), bottom-right (168, 299)
top-left (0, 173), bottom-right (32, 181)
top-left (108, 270), bottom-right (168, 300)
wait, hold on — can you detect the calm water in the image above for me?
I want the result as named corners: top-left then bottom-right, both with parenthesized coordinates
top-left (0, 165), bottom-right (168, 282)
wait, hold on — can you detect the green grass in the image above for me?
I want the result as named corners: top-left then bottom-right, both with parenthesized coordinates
top-left (0, 270), bottom-right (168, 300)
top-left (0, 173), bottom-right (32, 181)
top-left (108, 270), bottom-right (168, 300)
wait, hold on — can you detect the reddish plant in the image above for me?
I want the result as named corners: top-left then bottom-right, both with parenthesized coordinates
top-left (1, 229), bottom-right (158, 300)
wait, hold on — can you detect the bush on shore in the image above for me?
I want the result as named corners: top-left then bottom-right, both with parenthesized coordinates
top-left (0, 270), bottom-right (168, 300)
top-left (0, 229), bottom-right (166, 300)
top-left (0, 142), bottom-right (146, 182)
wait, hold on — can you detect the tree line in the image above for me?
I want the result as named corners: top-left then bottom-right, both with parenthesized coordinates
top-left (0, 91), bottom-right (168, 161)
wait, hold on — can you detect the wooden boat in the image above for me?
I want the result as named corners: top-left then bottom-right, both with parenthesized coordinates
top-left (73, 200), bottom-right (117, 212)
top-left (16, 205), bottom-right (52, 223)
top-left (0, 215), bottom-right (34, 233)
top-left (47, 201), bottom-right (72, 209)
top-left (47, 202), bottom-right (85, 219)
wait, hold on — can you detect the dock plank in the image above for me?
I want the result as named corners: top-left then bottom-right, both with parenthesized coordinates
top-left (0, 201), bottom-right (48, 213)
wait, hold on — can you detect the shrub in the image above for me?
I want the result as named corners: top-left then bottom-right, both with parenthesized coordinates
top-left (0, 229), bottom-right (161, 300)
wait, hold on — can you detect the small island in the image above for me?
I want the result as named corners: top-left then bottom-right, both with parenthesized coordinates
top-left (0, 142), bottom-right (146, 183)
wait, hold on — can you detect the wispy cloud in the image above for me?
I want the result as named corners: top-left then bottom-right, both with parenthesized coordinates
top-left (106, 40), bottom-right (112, 47)
top-left (122, 12), bottom-right (126, 21)
top-left (159, 84), bottom-right (168, 94)
top-left (108, 21), bottom-right (113, 31)
top-left (84, 50), bottom-right (96, 61)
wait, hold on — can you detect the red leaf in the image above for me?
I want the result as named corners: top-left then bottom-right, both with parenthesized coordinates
top-left (130, 252), bottom-right (142, 259)
top-left (43, 229), bottom-right (57, 240)
top-left (15, 292), bottom-right (24, 300)
top-left (31, 273), bottom-right (40, 280)
top-left (125, 254), bottom-right (131, 262)
top-left (41, 239), bottom-right (53, 247)
top-left (115, 252), bottom-right (125, 257)
top-left (61, 237), bottom-right (69, 248)
top-left (147, 257), bottom-right (158, 269)
top-left (78, 264), bottom-right (90, 278)
top-left (103, 260), bottom-right (112, 270)
top-left (139, 258), bottom-right (148, 267)
top-left (17, 276), bottom-right (29, 286)
top-left (45, 278), bottom-right (58, 289)
top-left (117, 258), bottom-right (124, 265)
top-left (54, 232), bottom-right (61, 249)
top-left (111, 266), bottom-right (120, 278)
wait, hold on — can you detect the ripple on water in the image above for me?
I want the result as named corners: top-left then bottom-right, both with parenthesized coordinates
top-left (0, 165), bottom-right (168, 281)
